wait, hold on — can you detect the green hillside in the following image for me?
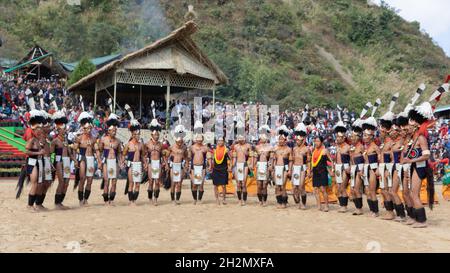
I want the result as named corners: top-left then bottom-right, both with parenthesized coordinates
top-left (1, 0), bottom-right (449, 111)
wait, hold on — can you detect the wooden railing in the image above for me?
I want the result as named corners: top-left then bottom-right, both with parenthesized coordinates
top-left (0, 127), bottom-right (24, 139)
top-left (0, 132), bottom-right (26, 148)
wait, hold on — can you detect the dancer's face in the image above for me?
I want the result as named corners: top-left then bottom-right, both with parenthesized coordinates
top-left (34, 126), bottom-right (44, 138)
top-left (314, 138), bottom-right (322, 148)
top-left (132, 130), bottom-right (140, 141)
top-left (278, 136), bottom-right (286, 146)
top-left (389, 125), bottom-right (400, 139)
top-left (363, 131), bottom-right (373, 143)
top-left (57, 124), bottom-right (66, 134)
top-left (108, 127), bottom-right (117, 138)
top-left (152, 131), bottom-right (160, 141)
top-left (296, 136), bottom-right (304, 146)
top-left (217, 139), bottom-right (224, 147)
top-left (176, 138), bottom-right (183, 146)
top-left (350, 133), bottom-right (360, 144)
top-left (336, 133), bottom-right (345, 144)
top-left (83, 124), bottom-right (91, 134)
top-left (379, 126), bottom-right (391, 138)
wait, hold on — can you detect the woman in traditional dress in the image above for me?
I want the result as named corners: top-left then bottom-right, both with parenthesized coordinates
top-left (210, 137), bottom-right (231, 205)
top-left (309, 136), bottom-right (333, 212)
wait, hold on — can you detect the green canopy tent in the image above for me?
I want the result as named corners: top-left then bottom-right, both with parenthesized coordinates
top-left (4, 45), bottom-right (68, 79)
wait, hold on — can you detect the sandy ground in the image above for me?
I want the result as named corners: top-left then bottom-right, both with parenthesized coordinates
top-left (1, 178), bottom-right (450, 253)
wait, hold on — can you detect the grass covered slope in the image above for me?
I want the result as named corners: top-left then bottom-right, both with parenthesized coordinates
top-left (1, 0), bottom-right (449, 111)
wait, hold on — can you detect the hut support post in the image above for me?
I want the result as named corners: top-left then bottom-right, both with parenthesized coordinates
top-left (113, 73), bottom-right (117, 112)
top-left (139, 85), bottom-right (142, 119)
top-left (166, 74), bottom-right (171, 130)
top-left (212, 86), bottom-right (216, 115)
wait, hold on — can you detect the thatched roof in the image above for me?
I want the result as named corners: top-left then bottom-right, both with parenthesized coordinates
top-left (68, 21), bottom-right (227, 91)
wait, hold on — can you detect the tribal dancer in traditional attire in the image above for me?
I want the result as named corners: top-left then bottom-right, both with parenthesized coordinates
top-left (123, 118), bottom-right (146, 205)
top-left (145, 105), bottom-right (164, 206)
top-left (36, 111), bottom-right (53, 210)
top-left (292, 122), bottom-right (310, 210)
top-left (189, 131), bottom-right (209, 205)
top-left (333, 113), bottom-right (351, 213)
top-left (232, 122), bottom-right (253, 206)
top-left (397, 84), bottom-right (427, 223)
top-left (168, 123), bottom-right (189, 205)
top-left (403, 82), bottom-right (448, 227)
top-left (17, 110), bottom-right (46, 211)
top-left (390, 115), bottom-right (407, 221)
top-left (98, 114), bottom-right (123, 206)
top-left (255, 124), bottom-right (272, 206)
top-left (362, 99), bottom-right (381, 217)
top-left (51, 110), bottom-right (72, 209)
top-left (397, 108), bottom-right (416, 223)
top-left (350, 103), bottom-right (371, 215)
top-left (378, 93), bottom-right (399, 220)
top-left (272, 125), bottom-right (292, 209)
top-left (73, 112), bottom-right (99, 206)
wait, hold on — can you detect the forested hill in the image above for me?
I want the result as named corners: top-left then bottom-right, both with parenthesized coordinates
top-left (1, 0), bottom-right (449, 111)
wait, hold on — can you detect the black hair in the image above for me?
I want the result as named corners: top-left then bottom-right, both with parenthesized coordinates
top-left (79, 117), bottom-right (93, 126)
top-left (29, 115), bottom-right (45, 126)
top-left (334, 126), bottom-right (347, 134)
top-left (278, 130), bottom-right (289, 138)
top-left (408, 109), bottom-right (428, 125)
top-left (315, 136), bottom-right (324, 143)
top-left (294, 130), bottom-right (307, 137)
top-left (106, 118), bottom-right (120, 128)
top-left (351, 125), bottom-right (363, 133)
top-left (129, 124), bottom-right (141, 132)
top-left (379, 119), bottom-right (392, 130)
top-left (54, 117), bottom-right (68, 124)
top-left (396, 116), bottom-right (409, 127)
top-left (362, 123), bottom-right (376, 131)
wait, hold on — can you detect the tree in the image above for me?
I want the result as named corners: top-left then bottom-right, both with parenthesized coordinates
top-left (67, 57), bottom-right (96, 86)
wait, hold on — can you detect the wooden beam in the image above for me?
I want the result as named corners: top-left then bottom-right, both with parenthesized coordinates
top-left (166, 73), bottom-right (171, 130)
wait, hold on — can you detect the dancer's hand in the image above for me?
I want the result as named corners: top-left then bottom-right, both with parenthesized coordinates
top-left (402, 158), bottom-right (411, 164)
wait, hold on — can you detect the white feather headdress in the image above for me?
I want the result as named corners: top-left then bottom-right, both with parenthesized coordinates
top-left (428, 83), bottom-right (449, 102)
top-left (380, 92), bottom-right (399, 122)
top-left (371, 98), bottom-right (382, 117)
top-left (410, 83), bottom-right (426, 106)
top-left (415, 102), bottom-right (434, 120)
top-left (360, 102), bottom-right (372, 118)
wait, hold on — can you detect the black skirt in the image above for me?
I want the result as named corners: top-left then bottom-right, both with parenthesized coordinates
top-left (312, 154), bottom-right (329, 188)
top-left (313, 171), bottom-right (328, 187)
top-left (212, 155), bottom-right (229, 186)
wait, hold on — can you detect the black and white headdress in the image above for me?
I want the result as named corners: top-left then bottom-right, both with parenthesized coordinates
top-left (149, 100), bottom-right (161, 134)
top-left (106, 113), bottom-right (120, 129)
top-left (29, 109), bottom-right (45, 129)
top-left (52, 110), bottom-right (68, 125)
top-left (409, 83), bottom-right (449, 124)
top-left (379, 92), bottom-right (399, 129)
top-left (78, 112), bottom-right (93, 127)
top-left (352, 102), bottom-right (372, 134)
top-left (333, 104), bottom-right (347, 135)
top-left (294, 122), bottom-right (307, 138)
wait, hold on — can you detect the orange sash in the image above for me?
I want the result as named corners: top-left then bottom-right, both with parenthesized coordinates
top-left (214, 146), bottom-right (227, 165)
top-left (311, 148), bottom-right (323, 168)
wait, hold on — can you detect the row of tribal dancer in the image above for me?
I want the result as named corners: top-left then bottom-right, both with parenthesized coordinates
top-left (17, 93), bottom-right (435, 228)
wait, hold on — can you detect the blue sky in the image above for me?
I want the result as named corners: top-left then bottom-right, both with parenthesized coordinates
top-left (374, 0), bottom-right (450, 57)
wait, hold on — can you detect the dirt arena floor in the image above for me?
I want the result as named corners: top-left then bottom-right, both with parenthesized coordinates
top-left (1, 179), bottom-right (449, 253)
